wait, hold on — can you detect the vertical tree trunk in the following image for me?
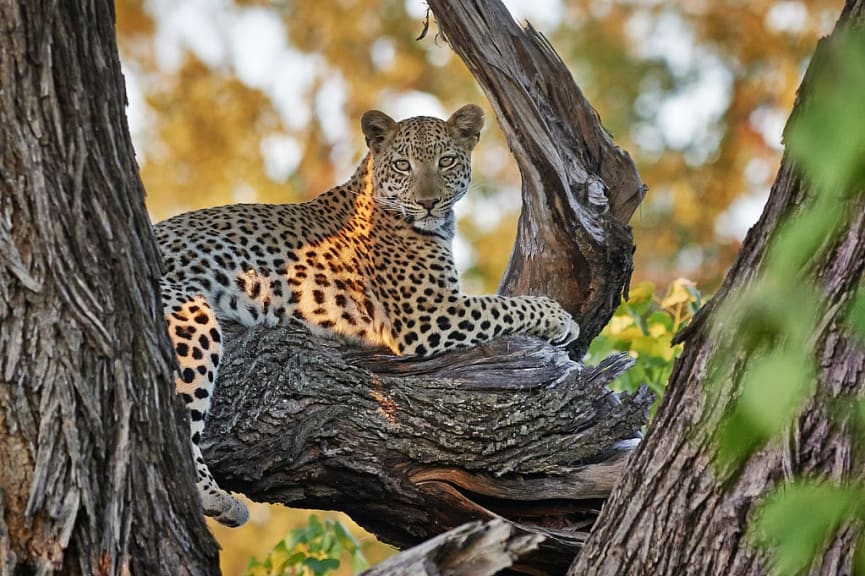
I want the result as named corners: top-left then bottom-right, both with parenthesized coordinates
top-left (0, 1), bottom-right (218, 574)
top-left (570, 2), bottom-right (865, 574)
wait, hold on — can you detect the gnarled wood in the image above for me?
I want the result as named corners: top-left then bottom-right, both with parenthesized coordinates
top-left (206, 325), bottom-right (648, 575)
top-left (0, 0), bottom-right (218, 574)
top-left (360, 519), bottom-right (543, 576)
top-left (1, 0), bottom-right (646, 572)
top-left (425, 0), bottom-right (646, 358)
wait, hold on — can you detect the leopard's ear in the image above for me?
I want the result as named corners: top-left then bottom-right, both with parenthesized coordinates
top-left (361, 110), bottom-right (397, 153)
top-left (447, 104), bottom-right (484, 150)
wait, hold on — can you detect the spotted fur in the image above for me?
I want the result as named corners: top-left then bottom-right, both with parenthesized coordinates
top-left (156, 105), bottom-right (580, 526)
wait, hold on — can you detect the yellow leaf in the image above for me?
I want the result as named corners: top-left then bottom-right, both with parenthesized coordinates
top-left (649, 323), bottom-right (669, 338)
top-left (628, 281), bottom-right (656, 305)
top-left (607, 314), bottom-right (635, 334)
top-left (661, 278), bottom-right (698, 309)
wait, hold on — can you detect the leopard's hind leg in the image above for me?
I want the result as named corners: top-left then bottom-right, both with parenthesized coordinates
top-left (162, 282), bottom-right (249, 527)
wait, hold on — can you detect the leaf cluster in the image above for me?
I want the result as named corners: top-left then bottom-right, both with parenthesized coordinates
top-left (588, 278), bottom-right (702, 415)
top-left (244, 515), bottom-right (369, 576)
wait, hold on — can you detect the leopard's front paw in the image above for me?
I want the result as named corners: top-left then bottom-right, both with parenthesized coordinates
top-left (551, 315), bottom-right (580, 346)
top-left (532, 297), bottom-right (580, 346)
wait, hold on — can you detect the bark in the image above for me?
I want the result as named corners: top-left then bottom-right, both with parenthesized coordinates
top-left (201, 1), bottom-right (649, 575)
top-left (0, 1), bottom-right (218, 575)
top-left (208, 327), bottom-right (648, 575)
top-left (570, 3), bottom-right (865, 575)
top-left (0, 0), bottom-right (648, 574)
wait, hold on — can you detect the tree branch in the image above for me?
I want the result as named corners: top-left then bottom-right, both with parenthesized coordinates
top-left (425, 0), bottom-right (646, 356)
top-left (360, 519), bottom-right (543, 576)
top-left (204, 325), bottom-right (648, 574)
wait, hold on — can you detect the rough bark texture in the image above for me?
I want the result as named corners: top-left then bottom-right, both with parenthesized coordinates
top-left (0, 0), bottom-right (646, 574)
top-left (208, 327), bottom-right (648, 575)
top-left (0, 1), bottom-right (218, 574)
top-left (570, 3), bottom-right (865, 575)
top-left (200, 1), bottom-right (649, 574)
top-left (360, 519), bottom-right (543, 576)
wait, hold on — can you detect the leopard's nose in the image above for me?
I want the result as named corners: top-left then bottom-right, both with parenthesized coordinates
top-left (417, 198), bottom-right (437, 211)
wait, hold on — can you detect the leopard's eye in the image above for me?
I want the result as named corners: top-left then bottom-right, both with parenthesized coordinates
top-left (438, 155), bottom-right (456, 169)
top-left (393, 159), bottom-right (411, 173)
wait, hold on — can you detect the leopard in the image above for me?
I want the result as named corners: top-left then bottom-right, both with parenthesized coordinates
top-left (154, 104), bottom-right (580, 527)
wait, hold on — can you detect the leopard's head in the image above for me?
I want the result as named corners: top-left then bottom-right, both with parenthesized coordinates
top-left (362, 104), bottom-right (484, 235)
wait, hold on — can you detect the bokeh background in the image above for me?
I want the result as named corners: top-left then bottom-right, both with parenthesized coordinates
top-left (115, 0), bottom-right (840, 572)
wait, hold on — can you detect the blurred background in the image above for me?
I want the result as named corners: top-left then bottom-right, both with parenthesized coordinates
top-left (115, 0), bottom-right (840, 572)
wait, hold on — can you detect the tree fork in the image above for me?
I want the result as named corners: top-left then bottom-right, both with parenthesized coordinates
top-left (202, 0), bottom-right (649, 574)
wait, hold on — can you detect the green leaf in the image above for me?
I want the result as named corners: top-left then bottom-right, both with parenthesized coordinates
top-left (351, 552), bottom-right (370, 573)
top-left (766, 195), bottom-right (843, 282)
top-left (274, 539), bottom-right (289, 555)
top-left (320, 529), bottom-right (335, 555)
top-left (243, 556), bottom-right (262, 576)
top-left (785, 31), bottom-right (865, 193)
top-left (285, 552), bottom-right (308, 567)
top-left (718, 282), bottom-right (819, 356)
top-left (333, 520), bottom-right (360, 552)
top-left (647, 310), bottom-right (674, 332)
top-left (752, 481), bottom-right (861, 576)
top-left (715, 350), bottom-right (815, 472)
top-left (302, 557), bottom-right (340, 576)
top-left (623, 302), bottom-right (648, 334)
top-left (855, 530), bottom-right (865, 576)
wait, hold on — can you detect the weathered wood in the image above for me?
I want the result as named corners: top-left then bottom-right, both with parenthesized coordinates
top-left (206, 324), bottom-right (648, 575)
top-left (360, 519), bottom-right (543, 576)
top-left (569, 3), bottom-right (865, 574)
top-left (0, 1), bottom-right (218, 574)
top-left (0, 0), bottom-right (646, 575)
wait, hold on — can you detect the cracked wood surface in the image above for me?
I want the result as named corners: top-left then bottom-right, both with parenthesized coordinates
top-left (0, 1), bottom-right (219, 574)
top-left (205, 327), bottom-right (648, 575)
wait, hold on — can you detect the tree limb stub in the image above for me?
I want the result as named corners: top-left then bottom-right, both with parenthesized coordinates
top-left (203, 324), bottom-right (648, 574)
top-left (360, 519), bottom-right (543, 576)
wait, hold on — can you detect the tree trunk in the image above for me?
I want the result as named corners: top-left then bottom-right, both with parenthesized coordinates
top-left (0, 1), bottom-right (218, 574)
top-left (0, 0), bottom-right (652, 574)
top-left (569, 3), bottom-right (865, 574)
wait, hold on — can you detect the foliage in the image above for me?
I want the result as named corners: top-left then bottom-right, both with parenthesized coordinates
top-left (588, 278), bottom-right (702, 413)
top-left (244, 515), bottom-right (369, 576)
top-left (701, 30), bottom-right (865, 575)
top-left (752, 481), bottom-right (864, 576)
